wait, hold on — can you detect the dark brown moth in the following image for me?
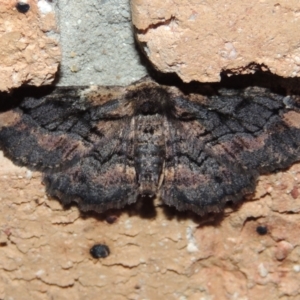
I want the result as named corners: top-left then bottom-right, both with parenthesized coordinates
top-left (1, 77), bottom-right (300, 215)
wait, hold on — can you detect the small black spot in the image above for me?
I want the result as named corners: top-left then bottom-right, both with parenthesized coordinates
top-left (256, 225), bottom-right (268, 235)
top-left (105, 215), bottom-right (118, 224)
top-left (90, 244), bottom-right (110, 259)
top-left (214, 176), bottom-right (223, 184)
top-left (16, 2), bottom-right (30, 14)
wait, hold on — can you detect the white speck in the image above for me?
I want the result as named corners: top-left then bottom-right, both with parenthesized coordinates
top-left (25, 170), bottom-right (32, 179)
top-left (38, 0), bottom-right (53, 14)
top-left (188, 12), bottom-right (198, 21)
top-left (293, 265), bottom-right (300, 272)
top-left (35, 269), bottom-right (45, 277)
top-left (227, 237), bottom-right (237, 243)
top-left (294, 56), bottom-right (300, 64)
top-left (220, 42), bottom-right (238, 60)
top-left (143, 44), bottom-right (150, 57)
top-left (77, 19), bottom-right (82, 25)
top-left (283, 96), bottom-right (292, 108)
top-left (125, 219), bottom-right (132, 229)
top-left (258, 263), bottom-right (268, 277)
top-left (64, 261), bottom-right (73, 268)
top-left (186, 226), bottom-right (199, 253)
top-left (187, 242), bottom-right (198, 253)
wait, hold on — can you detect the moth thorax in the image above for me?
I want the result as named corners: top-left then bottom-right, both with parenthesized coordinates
top-left (134, 114), bottom-right (165, 195)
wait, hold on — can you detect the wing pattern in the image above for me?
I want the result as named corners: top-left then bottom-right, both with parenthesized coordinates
top-left (1, 79), bottom-right (300, 214)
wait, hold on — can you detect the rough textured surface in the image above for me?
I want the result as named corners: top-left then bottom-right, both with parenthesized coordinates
top-left (2, 153), bottom-right (300, 299)
top-left (0, 0), bottom-right (148, 92)
top-left (1, 79), bottom-right (300, 215)
top-left (55, 0), bottom-right (147, 86)
top-left (131, 0), bottom-right (300, 83)
top-left (0, 0), bottom-right (60, 91)
top-left (2, 1), bottom-right (300, 299)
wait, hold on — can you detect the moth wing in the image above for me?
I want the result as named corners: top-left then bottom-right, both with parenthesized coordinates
top-left (0, 85), bottom-right (140, 211)
top-left (161, 87), bottom-right (300, 214)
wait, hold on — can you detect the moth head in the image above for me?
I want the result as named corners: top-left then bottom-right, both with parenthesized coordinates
top-left (133, 87), bottom-right (170, 115)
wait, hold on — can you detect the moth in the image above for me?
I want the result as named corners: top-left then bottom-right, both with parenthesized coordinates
top-left (1, 77), bottom-right (300, 215)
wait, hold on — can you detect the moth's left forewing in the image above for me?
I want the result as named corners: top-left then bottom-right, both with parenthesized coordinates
top-left (204, 88), bottom-right (300, 173)
top-left (159, 86), bottom-right (300, 214)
